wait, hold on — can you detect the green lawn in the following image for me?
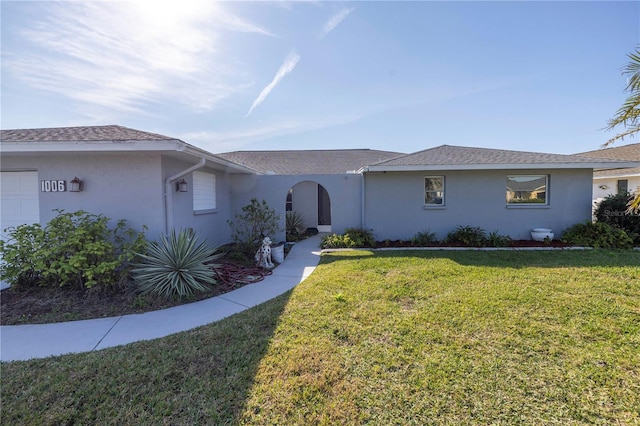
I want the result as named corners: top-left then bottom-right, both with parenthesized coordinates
top-left (2, 250), bottom-right (639, 425)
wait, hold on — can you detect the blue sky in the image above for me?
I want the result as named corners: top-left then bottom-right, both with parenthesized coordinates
top-left (1, 1), bottom-right (638, 155)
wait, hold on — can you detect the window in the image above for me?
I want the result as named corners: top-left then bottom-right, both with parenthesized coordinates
top-left (424, 176), bottom-right (444, 206)
top-left (506, 175), bottom-right (548, 205)
top-left (286, 188), bottom-right (293, 212)
top-left (617, 179), bottom-right (628, 195)
top-left (193, 171), bottom-right (216, 211)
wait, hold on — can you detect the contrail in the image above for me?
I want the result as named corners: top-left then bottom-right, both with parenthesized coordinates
top-left (246, 51), bottom-right (301, 117)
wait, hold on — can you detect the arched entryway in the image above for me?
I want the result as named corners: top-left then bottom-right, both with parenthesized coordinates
top-left (285, 181), bottom-right (332, 240)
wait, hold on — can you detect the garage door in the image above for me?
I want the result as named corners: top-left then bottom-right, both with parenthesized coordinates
top-left (1, 171), bottom-right (40, 241)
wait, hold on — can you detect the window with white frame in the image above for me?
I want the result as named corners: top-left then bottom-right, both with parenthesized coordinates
top-left (424, 176), bottom-right (445, 206)
top-left (193, 171), bottom-right (216, 211)
top-left (506, 175), bottom-right (548, 205)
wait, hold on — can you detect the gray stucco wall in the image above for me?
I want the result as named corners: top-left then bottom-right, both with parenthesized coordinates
top-left (364, 169), bottom-right (593, 241)
top-left (1, 152), bottom-right (163, 235)
top-left (161, 157), bottom-right (234, 246)
top-left (229, 174), bottom-right (363, 242)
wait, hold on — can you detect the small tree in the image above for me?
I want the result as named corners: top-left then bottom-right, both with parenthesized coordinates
top-left (228, 199), bottom-right (281, 251)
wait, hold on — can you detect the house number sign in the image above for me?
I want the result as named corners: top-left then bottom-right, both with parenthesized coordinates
top-left (41, 180), bottom-right (67, 192)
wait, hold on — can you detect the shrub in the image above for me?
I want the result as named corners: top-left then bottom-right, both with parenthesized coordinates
top-left (321, 233), bottom-right (356, 249)
top-left (411, 230), bottom-right (438, 246)
top-left (561, 221), bottom-right (633, 249)
top-left (445, 226), bottom-right (488, 247)
top-left (286, 211), bottom-right (305, 241)
top-left (0, 210), bottom-right (147, 290)
top-left (344, 228), bottom-right (375, 248)
top-left (132, 229), bottom-right (222, 299)
top-left (487, 230), bottom-right (512, 248)
top-left (228, 199), bottom-right (281, 252)
top-left (594, 193), bottom-right (640, 244)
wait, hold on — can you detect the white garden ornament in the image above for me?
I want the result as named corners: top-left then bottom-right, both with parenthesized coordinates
top-left (255, 237), bottom-right (274, 269)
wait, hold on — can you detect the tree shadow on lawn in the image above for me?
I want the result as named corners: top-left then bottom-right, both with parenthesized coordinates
top-left (319, 248), bottom-right (640, 269)
top-left (1, 290), bottom-right (292, 425)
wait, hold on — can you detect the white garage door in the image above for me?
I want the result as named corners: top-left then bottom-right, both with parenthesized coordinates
top-left (1, 171), bottom-right (40, 241)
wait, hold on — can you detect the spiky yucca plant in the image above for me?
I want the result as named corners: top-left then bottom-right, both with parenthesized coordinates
top-left (132, 229), bottom-right (221, 299)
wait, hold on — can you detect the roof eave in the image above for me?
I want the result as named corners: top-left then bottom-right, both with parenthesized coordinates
top-left (364, 161), bottom-right (640, 172)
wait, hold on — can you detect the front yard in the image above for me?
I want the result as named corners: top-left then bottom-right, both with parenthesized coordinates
top-left (2, 250), bottom-right (639, 424)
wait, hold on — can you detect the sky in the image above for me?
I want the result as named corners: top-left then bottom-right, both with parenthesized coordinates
top-left (1, 0), bottom-right (639, 155)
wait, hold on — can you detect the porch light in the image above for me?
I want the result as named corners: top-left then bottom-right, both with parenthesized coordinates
top-left (176, 178), bottom-right (188, 192)
top-left (599, 184), bottom-right (608, 190)
top-left (69, 177), bottom-right (84, 192)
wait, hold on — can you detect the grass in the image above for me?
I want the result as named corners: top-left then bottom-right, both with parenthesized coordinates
top-left (2, 250), bottom-right (639, 424)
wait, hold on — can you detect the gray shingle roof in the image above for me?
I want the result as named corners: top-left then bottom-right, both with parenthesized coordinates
top-left (372, 145), bottom-right (620, 167)
top-left (0, 125), bottom-right (176, 142)
top-left (576, 143), bottom-right (640, 177)
top-left (217, 149), bottom-right (404, 175)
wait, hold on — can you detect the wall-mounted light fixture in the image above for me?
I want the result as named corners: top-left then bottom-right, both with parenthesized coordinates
top-left (69, 177), bottom-right (84, 192)
top-left (599, 184), bottom-right (608, 190)
top-left (175, 178), bottom-right (188, 192)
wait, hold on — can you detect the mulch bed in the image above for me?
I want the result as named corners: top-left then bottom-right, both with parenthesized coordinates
top-left (0, 261), bottom-right (271, 326)
top-left (373, 240), bottom-right (572, 249)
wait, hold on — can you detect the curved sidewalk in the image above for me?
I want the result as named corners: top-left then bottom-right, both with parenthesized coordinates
top-left (0, 236), bottom-right (323, 362)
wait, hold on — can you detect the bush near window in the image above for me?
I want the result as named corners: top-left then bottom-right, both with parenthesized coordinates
top-left (228, 198), bottom-right (281, 253)
top-left (411, 230), bottom-right (438, 246)
top-left (445, 226), bottom-right (488, 247)
top-left (594, 193), bottom-right (640, 244)
top-left (0, 210), bottom-right (147, 291)
top-left (561, 221), bottom-right (634, 249)
top-left (132, 229), bottom-right (221, 299)
top-left (321, 233), bottom-right (357, 249)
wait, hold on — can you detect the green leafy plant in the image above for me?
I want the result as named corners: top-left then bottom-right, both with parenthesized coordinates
top-left (285, 211), bottom-right (305, 241)
top-left (321, 233), bottom-right (356, 249)
top-left (561, 221), bottom-right (633, 249)
top-left (445, 225), bottom-right (488, 247)
top-left (344, 228), bottom-right (375, 248)
top-left (411, 230), bottom-right (438, 246)
top-left (487, 230), bottom-right (513, 247)
top-left (0, 210), bottom-right (147, 291)
top-left (132, 229), bottom-right (222, 299)
top-left (594, 193), bottom-right (640, 244)
top-left (228, 199), bottom-right (281, 252)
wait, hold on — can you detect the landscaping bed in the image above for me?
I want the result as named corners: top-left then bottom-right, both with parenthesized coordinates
top-left (373, 239), bottom-right (572, 248)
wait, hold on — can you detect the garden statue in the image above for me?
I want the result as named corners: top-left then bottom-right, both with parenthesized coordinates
top-left (255, 237), bottom-right (274, 269)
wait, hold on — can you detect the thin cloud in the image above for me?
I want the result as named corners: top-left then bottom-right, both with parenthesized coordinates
top-left (3, 1), bottom-right (272, 118)
top-left (317, 7), bottom-right (354, 39)
top-left (245, 51), bottom-right (301, 117)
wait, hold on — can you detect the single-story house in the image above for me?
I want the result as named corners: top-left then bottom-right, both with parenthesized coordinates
top-left (576, 143), bottom-right (640, 205)
top-left (2, 125), bottom-right (637, 245)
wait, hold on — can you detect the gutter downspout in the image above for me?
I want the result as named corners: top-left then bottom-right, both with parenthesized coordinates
top-left (361, 167), bottom-right (367, 229)
top-left (164, 158), bottom-right (206, 236)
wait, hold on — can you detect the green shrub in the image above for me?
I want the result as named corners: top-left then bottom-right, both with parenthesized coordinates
top-left (132, 229), bottom-right (222, 299)
top-left (561, 221), bottom-right (633, 249)
top-left (487, 230), bottom-right (513, 247)
top-left (0, 210), bottom-right (147, 290)
top-left (594, 193), bottom-right (640, 244)
top-left (445, 226), bottom-right (488, 247)
top-left (228, 199), bottom-right (281, 252)
top-left (286, 211), bottom-right (305, 241)
top-left (344, 228), bottom-right (375, 248)
top-left (411, 230), bottom-right (438, 246)
top-left (321, 233), bottom-right (356, 249)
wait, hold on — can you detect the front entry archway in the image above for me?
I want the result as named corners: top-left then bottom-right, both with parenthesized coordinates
top-left (285, 181), bottom-right (332, 238)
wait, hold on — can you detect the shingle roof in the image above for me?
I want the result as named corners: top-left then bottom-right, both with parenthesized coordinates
top-left (0, 125), bottom-right (176, 142)
top-left (576, 143), bottom-right (640, 177)
top-left (372, 145), bottom-right (620, 168)
top-left (217, 149), bottom-right (404, 175)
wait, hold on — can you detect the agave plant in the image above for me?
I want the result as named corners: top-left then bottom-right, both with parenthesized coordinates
top-left (132, 229), bottom-right (221, 299)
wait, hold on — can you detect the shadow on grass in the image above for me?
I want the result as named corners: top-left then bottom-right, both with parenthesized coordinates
top-left (320, 248), bottom-right (640, 268)
top-left (0, 290), bottom-right (292, 425)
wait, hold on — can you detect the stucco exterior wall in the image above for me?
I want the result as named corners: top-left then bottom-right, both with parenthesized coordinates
top-left (229, 174), bottom-right (363, 242)
top-left (364, 169), bottom-right (593, 241)
top-left (160, 157), bottom-right (234, 246)
top-left (1, 152), bottom-right (163, 235)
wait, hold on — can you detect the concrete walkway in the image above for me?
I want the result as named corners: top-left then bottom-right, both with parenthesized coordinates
top-left (0, 235), bottom-right (323, 362)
